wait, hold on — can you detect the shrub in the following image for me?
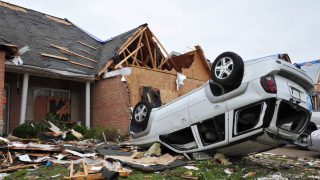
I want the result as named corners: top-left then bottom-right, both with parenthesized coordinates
top-left (12, 116), bottom-right (123, 142)
top-left (12, 122), bottom-right (47, 139)
top-left (84, 126), bottom-right (121, 142)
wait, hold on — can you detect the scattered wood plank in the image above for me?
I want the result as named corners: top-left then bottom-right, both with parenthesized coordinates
top-left (78, 48), bottom-right (95, 56)
top-left (102, 132), bottom-right (107, 143)
top-left (77, 41), bottom-right (98, 50)
top-left (40, 53), bottom-right (69, 61)
top-left (115, 44), bottom-right (144, 69)
top-left (83, 161), bottom-right (88, 176)
top-left (69, 61), bottom-right (94, 69)
top-left (45, 15), bottom-right (71, 25)
top-left (9, 143), bottom-right (62, 152)
top-left (0, 2), bottom-right (27, 13)
top-left (27, 153), bottom-right (51, 157)
top-left (51, 44), bottom-right (98, 63)
top-left (64, 160), bottom-right (104, 180)
top-left (147, 93), bottom-right (151, 102)
top-left (42, 50), bottom-right (96, 69)
top-left (0, 164), bottom-right (38, 173)
top-left (7, 151), bottom-right (13, 164)
top-left (70, 161), bottom-right (74, 177)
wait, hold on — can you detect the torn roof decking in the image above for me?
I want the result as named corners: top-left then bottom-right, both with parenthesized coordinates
top-left (0, 38), bottom-right (18, 58)
top-left (0, 1), bottom-right (143, 77)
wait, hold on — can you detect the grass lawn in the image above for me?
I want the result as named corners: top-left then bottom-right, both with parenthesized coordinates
top-left (4, 153), bottom-right (319, 180)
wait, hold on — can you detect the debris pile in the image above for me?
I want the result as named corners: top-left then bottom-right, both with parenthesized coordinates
top-left (0, 123), bottom-right (187, 179)
top-left (2, 121), bottom-right (320, 179)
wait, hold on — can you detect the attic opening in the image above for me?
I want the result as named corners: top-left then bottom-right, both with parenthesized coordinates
top-left (99, 25), bottom-right (209, 77)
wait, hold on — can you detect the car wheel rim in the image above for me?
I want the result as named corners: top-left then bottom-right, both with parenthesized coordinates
top-left (135, 104), bottom-right (147, 122)
top-left (214, 57), bottom-right (234, 80)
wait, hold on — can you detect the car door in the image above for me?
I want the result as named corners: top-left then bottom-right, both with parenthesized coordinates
top-left (188, 86), bottom-right (229, 149)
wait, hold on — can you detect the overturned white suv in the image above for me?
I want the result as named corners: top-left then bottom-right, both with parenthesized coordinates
top-left (129, 52), bottom-right (314, 157)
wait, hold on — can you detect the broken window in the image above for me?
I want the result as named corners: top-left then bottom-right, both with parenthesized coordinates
top-left (276, 101), bottom-right (309, 133)
top-left (33, 88), bottom-right (71, 122)
top-left (235, 103), bottom-right (263, 134)
top-left (197, 114), bottom-right (225, 146)
top-left (141, 86), bottom-right (161, 108)
top-left (159, 127), bottom-right (197, 150)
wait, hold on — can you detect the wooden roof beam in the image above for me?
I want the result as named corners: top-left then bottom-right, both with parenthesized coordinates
top-left (125, 49), bottom-right (141, 66)
top-left (98, 60), bottom-right (114, 76)
top-left (147, 28), bottom-right (179, 72)
top-left (118, 27), bottom-right (147, 55)
top-left (143, 31), bottom-right (155, 69)
top-left (115, 44), bottom-right (144, 69)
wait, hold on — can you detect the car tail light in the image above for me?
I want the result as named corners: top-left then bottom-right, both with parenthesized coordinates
top-left (260, 75), bottom-right (277, 93)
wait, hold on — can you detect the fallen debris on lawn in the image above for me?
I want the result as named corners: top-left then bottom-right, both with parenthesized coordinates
top-left (2, 121), bottom-right (320, 179)
top-left (0, 121), bottom-right (188, 179)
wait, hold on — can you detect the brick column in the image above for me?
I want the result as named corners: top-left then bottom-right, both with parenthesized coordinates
top-left (92, 76), bottom-right (131, 133)
top-left (0, 51), bottom-right (5, 134)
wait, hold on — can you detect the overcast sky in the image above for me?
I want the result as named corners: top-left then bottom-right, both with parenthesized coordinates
top-left (6, 0), bottom-right (320, 63)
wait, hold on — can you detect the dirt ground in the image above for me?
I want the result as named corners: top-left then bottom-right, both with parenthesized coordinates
top-left (267, 145), bottom-right (320, 158)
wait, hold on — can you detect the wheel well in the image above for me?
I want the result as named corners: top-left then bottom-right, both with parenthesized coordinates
top-left (307, 122), bottom-right (318, 131)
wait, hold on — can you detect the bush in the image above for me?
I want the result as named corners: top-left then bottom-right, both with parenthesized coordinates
top-left (12, 114), bottom-right (123, 142)
top-left (84, 126), bottom-right (121, 142)
top-left (12, 122), bottom-right (48, 139)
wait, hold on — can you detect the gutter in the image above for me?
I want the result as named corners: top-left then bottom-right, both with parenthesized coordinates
top-left (5, 62), bottom-right (95, 82)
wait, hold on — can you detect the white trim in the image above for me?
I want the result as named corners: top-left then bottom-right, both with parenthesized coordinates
top-left (85, 82), bottom-right (90, 128)
top-left (19, 73), bottom-right (29, 124)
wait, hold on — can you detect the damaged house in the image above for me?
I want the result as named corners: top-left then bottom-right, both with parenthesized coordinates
top-left (0, 1), bottom-right (211, 135)
top-left (299, 60), bottom-right (320, 110)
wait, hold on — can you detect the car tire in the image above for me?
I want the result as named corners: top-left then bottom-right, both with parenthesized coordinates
top-left (132, 101), bottom-right (152, 128)
top-left (295, 123), bottom-right (317, 150)
top-left (211, 52), bottom-right (244, 92)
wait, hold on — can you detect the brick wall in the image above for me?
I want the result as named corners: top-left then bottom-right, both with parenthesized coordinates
top-left (92, 76), bottom-right (131, 133)
top-left (0, 51), bottom-right (4, 134)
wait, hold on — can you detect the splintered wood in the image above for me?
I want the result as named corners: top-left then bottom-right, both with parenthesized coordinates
top-left (40, 53), bottom-right (69, 61)
top-left (107, 26), bottom-right (183, 74)
top-left (0, 2), bottom-right (27, 13)
top-left (64, 161), bottom-right (104, 180)
top-left (51, 44), bottom-right (98, 63)
top-left (40, 52), bottom-right (94, 69)
top-left (45, 15), bottom-right (71, 25)
top-left (77, 41), bottom-right (98, 50)
top-left (0, 164), bottom-right (38, 173)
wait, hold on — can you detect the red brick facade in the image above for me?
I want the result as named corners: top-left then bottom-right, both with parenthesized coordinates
top-left (92, 76), bottom-right (131, 133)
top-left (0, 51), bottom-right (5, 134)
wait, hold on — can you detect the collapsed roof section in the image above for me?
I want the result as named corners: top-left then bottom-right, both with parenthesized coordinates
top-left (0, 1), bottom-right (210, 80)
top-left (0, 37), bottom-right (18, 59)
